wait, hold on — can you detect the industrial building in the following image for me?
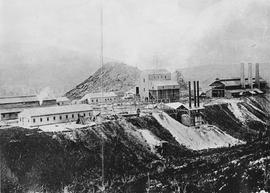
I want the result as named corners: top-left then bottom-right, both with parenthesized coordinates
top-left (136, 69), bottom-right (180, 102)
top-left (18, 104), bottom-right (93, 128)
top-left (208, 63), bottom-right (267, 98)
top-left (0, 95), bottom-right (57, 121)
top-left (56, 96), bottom-right (71, 105)
top-left (123, 88), bottom-right (136, 99)
top-left (80, 92), bottom-right (118, 104)
top-left (162, 81), bottom-right (205, 127)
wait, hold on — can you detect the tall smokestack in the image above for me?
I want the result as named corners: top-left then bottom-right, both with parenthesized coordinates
top-left (248, 63), bottom-right (253, 89)
top-left (193, 81), bottom-right (197, 108)
top-left (240, 63), bottom-right (245, 88)
top-left (188, 81), bottom-right (191, 108)
top-left (255, 63), bottom-right (260, 89)
top-left (197, 81), bottom-right (200, 107)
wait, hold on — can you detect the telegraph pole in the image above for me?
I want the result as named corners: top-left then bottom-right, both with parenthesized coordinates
top-left (100, 0), bottom-right (105, 191)
top-left (0, 147), bottom-right (1, 193)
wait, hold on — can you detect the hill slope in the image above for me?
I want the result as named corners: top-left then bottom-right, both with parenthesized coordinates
top-left (65, 62), bottom-right (141, 99)
top-left (1, 95), bottom-right (270, 192)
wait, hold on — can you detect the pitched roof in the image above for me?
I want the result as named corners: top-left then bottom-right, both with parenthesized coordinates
top-left (209, 77), bottom-right (266, 87)
top-left (152, 80), bottom-right (179, 86)
top-left (56, 96), bottom-right (70, 102)
top-left (143, 69), bottom-right (169, 74)
top-left (163, 102), bottom-right (185, 109)
top-left (81, 92), bottom-right (117, 100)
top-left (0, 95), bottom-right (56, 105)
top-left (19, 104), bottom-right (93, 117)
top-left (150, 81), bottom-right (180, 90)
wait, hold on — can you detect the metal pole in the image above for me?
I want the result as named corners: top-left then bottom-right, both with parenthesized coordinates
top-left (101, 138), bottom-right (104, 190)
top-left (100, 0), bottom-right (105, 190)
top-left (0, 147), bottom-right (1, 193)
top-left (197, 81), bottom-right (200, 107)
top-left (193, 81), bottom-right (197, 108)
top-left (188, 81), bottom-right (191, 108)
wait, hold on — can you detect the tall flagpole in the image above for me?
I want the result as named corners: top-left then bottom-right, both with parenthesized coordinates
top-left (100, 0), bottom-right (105, 191)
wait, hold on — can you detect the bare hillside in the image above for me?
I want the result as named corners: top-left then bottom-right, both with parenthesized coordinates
top-left (65, 62), bottom-right (141, 99)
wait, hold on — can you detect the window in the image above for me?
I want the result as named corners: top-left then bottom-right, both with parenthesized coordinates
top-left (47, 117), bottom-right (49, 121)
top-left (83, 113), bottom-right (85, 117)
top-left (40, 118), bottom-right (42, 122)
top-left (3, 114), bottom-right (5, 118)
top-left (33, 118), bottom-right (35, 123)
top-left (143, 78), bottom-right (145, 82)
top-left (60, 116), bottom-right (62, 120)
top-left (144, 88), bottom-right (145, 91)
top-left (66, 115), bottom-right (68, 119)
top-left (72, 114), bottom-right (74, 118)
top-left (96, 99), bottom-right (98, 102)
top-left (53, 116), bottom-right (56, 120)
top-left (89, 113), bottom-right (91, 116)
top-left (92, 100), bottom-right (94, 102)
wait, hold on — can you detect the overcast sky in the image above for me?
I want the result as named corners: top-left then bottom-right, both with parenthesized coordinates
top-left (1, 0), bottom-right (270, 70)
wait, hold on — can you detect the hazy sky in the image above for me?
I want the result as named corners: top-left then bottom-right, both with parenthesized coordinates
top-left (1, 0), bottom-right (270, 70)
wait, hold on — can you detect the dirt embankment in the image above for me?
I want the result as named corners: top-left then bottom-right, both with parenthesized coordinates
top-left (0, 116), bottom-right (190, 193)
top-left (1, 95), bottom-right (269, 192)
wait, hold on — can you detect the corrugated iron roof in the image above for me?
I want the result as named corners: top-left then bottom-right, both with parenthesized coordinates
top-left (56, 96), bottom-right (70, 102)
top-left (19, 104), bottom-right (93, 117)
top-left (151, 81), bottom-right (179, 87)
top-left (210, 77), bottom-right (266, 87)
top-left (81, 92), bottom-right (117, 100)
top-left (163, 102), bottom-right (185, 109)
top-left (143, 69), bottom-right (169, 74)
top-left (0, 95), bottom-right (56, 105)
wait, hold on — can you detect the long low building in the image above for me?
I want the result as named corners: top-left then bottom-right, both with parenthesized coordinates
top-left (0, 95), bottom-right (57, 121)
top-left (208, 78), bottom-right (266, 98)
top-left (18, 104), bottom-right (93, 128)
top-left (80, 92), bottom-right (118, 104)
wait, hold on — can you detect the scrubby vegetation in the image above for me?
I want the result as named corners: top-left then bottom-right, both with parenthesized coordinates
top-left (1, 95), bottom-right (270, 192)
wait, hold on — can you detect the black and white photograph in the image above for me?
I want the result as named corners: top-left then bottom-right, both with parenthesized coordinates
top-left (0, 0), bottom-right (270, 192)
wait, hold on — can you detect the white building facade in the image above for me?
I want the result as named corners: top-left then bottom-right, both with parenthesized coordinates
top-left (137, 69), bottom-right (180, 102)
top-left (56, 96), bottom-right (71, 106)
top-left (80, 92), bottom-right (118, 104)
top-left (18, 104), bottom-right (93, 128)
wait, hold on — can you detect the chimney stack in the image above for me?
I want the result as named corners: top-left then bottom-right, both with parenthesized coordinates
top-left (188, 81), bottom-right (192, 108)
top-left (255, 63), bottom-right (260, 89)
top-left (197, 81), bottom-right (200, 107)
top-left (240, 63), bottom-right (245, 88)
top-left (248, 63), bottom-right (253, 89)
top-left (193, 81), bottom-right (197, 108)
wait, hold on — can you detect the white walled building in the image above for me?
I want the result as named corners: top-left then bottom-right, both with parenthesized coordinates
top-left (56, 96), bottom-right (71, 106)
top-left (80, 92), bottom-right (118, 104)
top-left (0, 95), bottom-right (57, 121)
top-left (136, 69), bottom-right (180, 102)
top-left (18, 104), bottom-right (93, 128)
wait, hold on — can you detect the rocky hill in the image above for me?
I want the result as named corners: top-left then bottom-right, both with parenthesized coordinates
top-left (65, 62), bottom-right (141, 99)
